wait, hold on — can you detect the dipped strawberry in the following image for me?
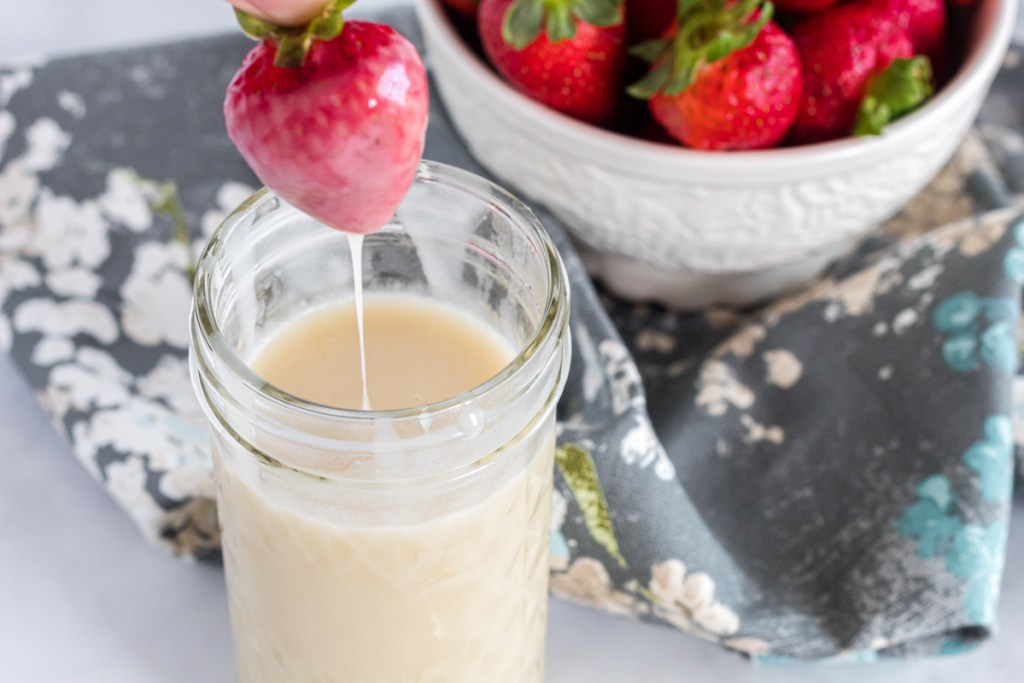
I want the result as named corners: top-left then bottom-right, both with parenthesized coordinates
top-left (789, 4), bottom-right (931, 143)
top-left (478, 0), bottom-right (626, 125)
top-left (629, 1), bottom-right (803, 151)
top-left (231, 0), bottom-right (332, 26)
top-left (224, 7), bottom-right (429, 234)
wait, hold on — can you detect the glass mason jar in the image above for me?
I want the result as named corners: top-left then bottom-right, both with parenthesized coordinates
top-left (189, 162), bottom-right (571, 683)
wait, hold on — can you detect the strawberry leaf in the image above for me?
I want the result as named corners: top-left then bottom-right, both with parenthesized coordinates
top-left (235, 0), bottom-right (355, 67)
top-left (706, 6), bottom-right (771, 62)
top-left (503, 0), bottom-right (623, 49)
top-left (739, 2), bottom-right (773, 44)
top-left (627, 59), bottom-right (671, 99)
top-left (674, 0), bottom-right (703, 18)
top-left (665, 50), bottom-right (699, 95)
top-left (572, 0), bottom-right (622, 27)
top-left (310, 13), bottom-right (344, 41)
top-left (234, 9), bottom-right (277, 39)
top-left (629, 0), bottom-right (772, 100)
top-left (630, 38), bottom-right (670, 63)
top-left (503, 0), bottom-right (545, 49)
top-left (704, 31), bottom-right (736, 63)
top-left (275, 33), bottom-right (314, 68)
top-left (546, 3), bottom-right (577, 43)
top-left (854, 56), bottom-right (934, 136)
top-left (307, 0), bottom-right (355, 41)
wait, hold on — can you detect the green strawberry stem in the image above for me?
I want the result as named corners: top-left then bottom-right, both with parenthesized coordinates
top-left (502, 0), bottom-right (623, 50)
top-left (235, 0), bottom-right (356, 68)
top-left (853, 56), bottom-right (934, 136)
top-left (628, 0), bottom-right (772, 99)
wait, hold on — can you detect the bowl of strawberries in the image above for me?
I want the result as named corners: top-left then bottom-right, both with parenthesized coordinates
top-left (416, 0), bottom-right (1018, 307)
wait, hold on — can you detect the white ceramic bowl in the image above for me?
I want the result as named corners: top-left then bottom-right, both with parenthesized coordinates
top-left (416, 0), bottom-right (1018, 308)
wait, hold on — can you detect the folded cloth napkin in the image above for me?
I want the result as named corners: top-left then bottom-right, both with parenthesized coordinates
top-left (2, 7), bottom-right (1023, 662)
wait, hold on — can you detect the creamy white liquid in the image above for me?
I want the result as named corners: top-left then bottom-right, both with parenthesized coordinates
top-left (214, 296), bottom-right (553, 682)
top-left (345, 233), bottom-right (371, 411)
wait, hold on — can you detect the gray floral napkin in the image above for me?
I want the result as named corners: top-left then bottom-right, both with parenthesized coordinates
top-left (2, 7), bottom-right (1024, 662)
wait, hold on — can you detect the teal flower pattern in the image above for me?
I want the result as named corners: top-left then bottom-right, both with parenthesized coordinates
top-left (932, 291), bottom-right (1019, 374)
top-left (933, 292), bottom-right (982, 332)
top-left (938, 637), bottom-right (980, 657)
top-left (982, 297), bottom-right (1018, 323)
top-left (952, 521), bottom-right (1008, 623)
top-left (1003, 218), bottom-right (1024, 281)
top-left (963, 416), bottom-right (1014, 503)
top-left (980, 322), bottom-right (1018, 373)
top-left (1002, 248), bottom-right (1024, 281)
top-left (896, 416), bottom-right (1014, 626)
top-left (942, 333), bottom-right (980, 372)
top-left (895, 475), bottom-right (959, 559)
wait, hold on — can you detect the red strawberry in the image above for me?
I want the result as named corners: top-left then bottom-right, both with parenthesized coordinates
top-left (478, 0), bottom-right (627, 125)
top-left (441, 0), bottom-right (481, 16)
top-left (627, 0), bottom-right (677, 44)
top-left (629, 2), bottom-right (803, 151)
top-left (865, 0), bottom-right (946, 68)
top-left (772, 0), bottom-right (840, 12)
top-left (789, 5), bottom-right (931, 143)
top-left (225, 12), bottom-right (428, 234)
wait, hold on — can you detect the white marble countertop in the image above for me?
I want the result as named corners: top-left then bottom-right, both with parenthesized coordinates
top-left (2, 1), bottom-right (1024, 681)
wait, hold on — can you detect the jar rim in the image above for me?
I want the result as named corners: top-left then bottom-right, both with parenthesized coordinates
top-left (190, 160), bottom-right (569, 431)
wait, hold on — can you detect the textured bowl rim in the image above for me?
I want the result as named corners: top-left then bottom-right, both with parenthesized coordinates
top-left (417, 0), bottom-right (1018, 179)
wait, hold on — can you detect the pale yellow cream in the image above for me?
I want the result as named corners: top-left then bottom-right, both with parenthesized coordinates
top-left (214, 295), bottom-right (553, 683)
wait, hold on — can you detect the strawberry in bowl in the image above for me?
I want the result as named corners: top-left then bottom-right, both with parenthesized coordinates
top-left (418, 0), bottom-right (1017, 307)
top-left (788, 3), bottom-right (932, 144)
top-left (477, 0), bottom-right (628, 125)
top-left (865, 0), bottom-right (948, 70)
top-left (628, 1), bottom-right (802, 150)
